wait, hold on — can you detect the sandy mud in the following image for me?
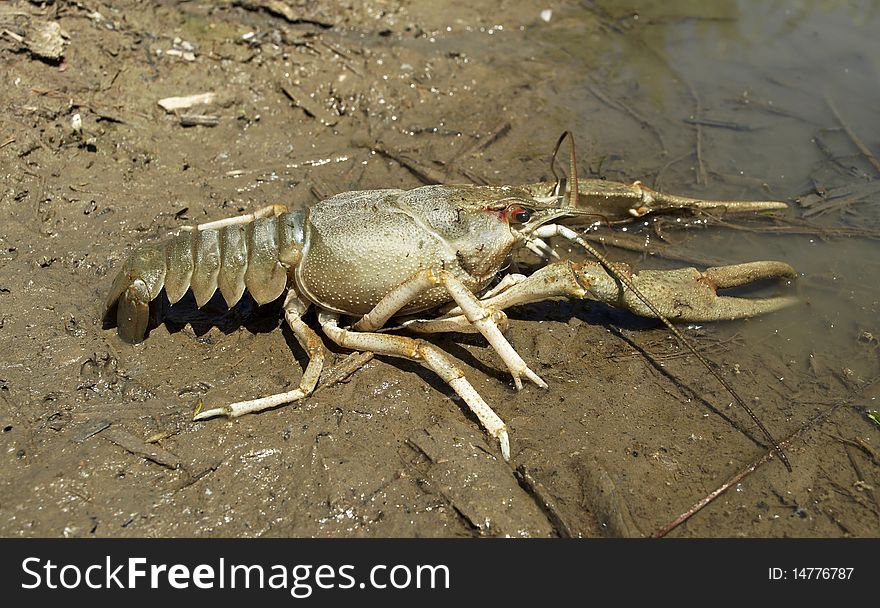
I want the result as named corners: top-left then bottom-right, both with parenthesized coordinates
top-left (1, 0), bottom-right (878, 537)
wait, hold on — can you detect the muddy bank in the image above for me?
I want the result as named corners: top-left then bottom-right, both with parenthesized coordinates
top-left (0, 0), bottom-right (877, 537)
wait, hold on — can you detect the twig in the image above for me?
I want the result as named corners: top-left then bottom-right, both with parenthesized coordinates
top-left (683, 76), bottom-right (709, 186)
top-left (179, 114), bottom-right (219, 127)
top-left (456, 121), bottom-right (512, 159)
top-left (683, 117), bottom-right (762, 132)
top-left (515, 465), bottom-right (575, 538)
top-left (367, 142), bottom-right (447, 185)
top-left (637, 41), bottom-right (708, 184)
top-left (314, 351), bottom-right (374, 394)
top-left (803, 187), bottom-right (879, 218)
top-left (811, 133), bottom-right (863, 176)
top-left (279, 84), bottom-right (337, 126)
top-left (653, 150), bottom-right (693, 190)
top-left (101, 426), bottom-right (182, 470)
top-left (473, 121), bottom-right (512, 153)
top-left (588, 84), bottom-right (667, 155)
top-left (827, 433), bottom-right (880, 467)
top-left (583, 231), bottom-right (727, 267)
top-left (824, 89), bottom-right (880, 176)
top-left (842, 444), bottom-right (880, 516)
top-left (727, 95), bottom-right (816, 125)
top-left (694, 209), bottom-right (880, 240)
top-left (653, 376), bottom-right (879, 537)
top-left (609, 333), bottom-right (743, 363)
top-left (317, 39), bottom-right (362, 77)
top-left (0, 137), bottom-right (14, 149)
top-left (166, 459), bottom-right (223, 494)
top-left (609, 327), bottom-right (762, 450)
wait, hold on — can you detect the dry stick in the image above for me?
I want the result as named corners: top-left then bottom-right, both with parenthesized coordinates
top-left (824, 89), bottom-right (880, 176)
top-left (653, 376), bottom-right (879, 537)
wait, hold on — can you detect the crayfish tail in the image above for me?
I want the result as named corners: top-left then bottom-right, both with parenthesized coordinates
top-left (117, 279), bottom-right (151, 343)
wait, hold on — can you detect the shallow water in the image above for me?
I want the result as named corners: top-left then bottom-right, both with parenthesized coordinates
top-left (415, 0), bottom-right (880, 386)
top-left (526, 0), bottom-right (880, 383)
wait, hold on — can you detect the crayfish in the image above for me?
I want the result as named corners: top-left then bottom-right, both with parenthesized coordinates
top-left (105, 135), bottom-right (797, 465)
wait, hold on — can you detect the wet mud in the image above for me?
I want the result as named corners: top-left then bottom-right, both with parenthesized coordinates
top-left (1, 0), bottom-right (878, 537)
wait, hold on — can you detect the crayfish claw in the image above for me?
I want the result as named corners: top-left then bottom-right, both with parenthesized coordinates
top-left (577, 261), bottom-right (798, 323)
top-left (702, 261), bottom-right (797, 289)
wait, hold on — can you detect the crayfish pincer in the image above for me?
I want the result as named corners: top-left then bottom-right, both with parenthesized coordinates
top-left (105, 170), bottom-right (798, 463)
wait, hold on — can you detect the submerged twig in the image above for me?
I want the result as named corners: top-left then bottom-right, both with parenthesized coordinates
top-left (798, 180), bottom-right (880, 218)
top-left (824, 90), bottom-right (880, 176)
top-left (588, 84), bottom-right (667, 155)
top-left (727, 95), bottom-right (817, 125)
top-left (653, 150), bottom-right (693, 191)
top-left (830, 434), bottom-right (880, 466)
top-left (582, 230), bottom-right (728, 267)
top-left (842, 443), bottom-right (880, 516)
top-left (453, 121), bottom-right (512, 159)
top-left (683, 117), bottom-right (762, 132)
top-left (691, 209), bottom-right (880, 240)
top-left (682, 75), bottom-right (709, 186)
top-left (812, 133), bottom-right (864, 177)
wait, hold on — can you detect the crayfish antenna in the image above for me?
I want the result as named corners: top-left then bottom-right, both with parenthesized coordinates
top-left (549, 130), bottom-right (581, 209)
top-left (547, 132), bottom-right (792, 472)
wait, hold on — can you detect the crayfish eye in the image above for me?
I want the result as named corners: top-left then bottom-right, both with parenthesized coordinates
top-left (507, 205), bottom-right (532, 224)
